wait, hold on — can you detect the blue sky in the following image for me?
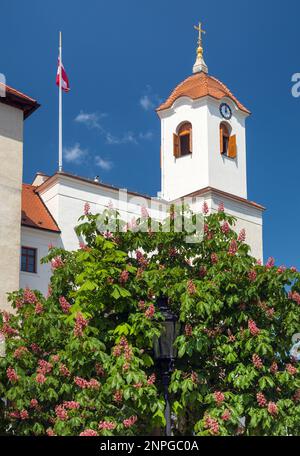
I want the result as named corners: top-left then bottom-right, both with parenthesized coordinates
top-left (1, 0), bottom-right (300, 268)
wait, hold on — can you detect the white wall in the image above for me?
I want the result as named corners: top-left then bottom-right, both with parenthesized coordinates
top-left (0, 103), bottom-right (23, 311)
top-left (207, 97), bottom-right (248, 198)
top-left (20, 226), bottom-right (61, 296)
top-left (38, 175), bottom-right (168, 251)
top-left (188, 191), bottom-right (264, 261)
top-left (159, 97), bottom-right (209, 201)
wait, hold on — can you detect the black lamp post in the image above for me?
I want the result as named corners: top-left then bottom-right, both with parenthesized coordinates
top-left (153, 296), bottom-right (180, 436)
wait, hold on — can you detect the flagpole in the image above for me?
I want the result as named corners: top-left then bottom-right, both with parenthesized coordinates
top-left (58, 31), bottom-right (63, 172)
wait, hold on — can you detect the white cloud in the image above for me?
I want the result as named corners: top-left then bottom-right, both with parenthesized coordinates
top-left (105, 131), bottom-right (138, 145)
top-left (139, 95), bottom-right (155, 111)
top-left (139, 86), bottom-right (162, 111)
top-left (64, 143), bottom-right (87, 164)
top-left (74, 108), bottom-right (154, 147)
top-left (74, 111), bottom-right (106, 130)
top-left (139, 131), bottom-right (153, 140)
top-left (95, 156), bottom-right (113, 171)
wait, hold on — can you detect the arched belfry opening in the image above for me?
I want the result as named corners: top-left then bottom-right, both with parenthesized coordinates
top-left (220, 121), bottom-right (237, 158)
top-left (173, 122), bottom-right (192, 158)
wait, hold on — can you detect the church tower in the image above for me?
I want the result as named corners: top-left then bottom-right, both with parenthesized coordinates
top-left (157, 22), bottom-right (250, 202)
top-left (156, 23), bottom-right (264, 260)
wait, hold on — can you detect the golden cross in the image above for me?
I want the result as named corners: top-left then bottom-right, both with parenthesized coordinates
top-left (194, 22), bottom-right (206, 47)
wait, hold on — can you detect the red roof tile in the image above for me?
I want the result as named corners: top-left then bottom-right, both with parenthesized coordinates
top-left (21, 184), bottom-right (60, 233)
top-left (157, 72), bottom-right (250, 114)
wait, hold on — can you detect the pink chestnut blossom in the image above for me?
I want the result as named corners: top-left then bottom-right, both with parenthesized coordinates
top-left (74, 376), bottom-right (88, 389)
top-left (289, 291), bottom-right (300, 305)
top-left (51, 256), bottom-right (64, 270)
top-left (147, 373), bottom-right (156, 385)
top-left (80, 429), bottom-right (98, 436)
top-left (55, 405), bottom-right (68, 421)
top-left (141, 206), bottom-right (149, 218)
top-left (74, 312), bottom-right (88, 337)
top-left (95, 363), bottom-right (105, 377)
top-left (270, 362), bottom-right (278, 374)
top-left (185, 324), bottom-right (193, 337)
top-left (9, 410), bottom-right (20, 419)
top-left (202, 202), bottom-right (209, 215)
top-left (20, 409), bottom-right (29, 420)
top-left (256, 392), bottom-right (267, 407)
top-left (98, 421), bottom-right (116, 430)
top-left (51, 354), bottom-right (60, 363)
top-left (35, 302), bottom-right (44, 314)
top-left (36, 373), bottom-right (46, 384)
top-left (13, 346), bottom-right (28, 359)
top-left (187, 279), bottom-right (197, 295)
top-left (123, 415), bottom-right (137, 428)
top-left (1, 323), bottom-right (18, 337)
top-left (221, 222), bottom-right (230, 234)
top-left (63, 401), bottom-right (80, 410)
top-left (113, 390), bottom-right (123, 403)
top-left (248, 270), bottom-right (257, 282)
top-left (191, 371), bottom-right (199, 384)
top-left (37, 359), bottom-right (52, 375)
top-left (218, 202), bottom-right (224, 213)
top-left (204, 416), bottom-right (219, 435)
top-left (199, 265), bottom-right (207, 278)
top-left (6, 367), bottom-right (18, 383)
top-left (286, 364), bottom-right (297, 376)
top-left (238, 229), bottom-right (246, 242)
top-left (144, 303), bottom-right (155, 319)
top-left (228, 240), bottom-right (238, 256)
top-left (59, 363), bottom-right (70, 377)
top-left (214, 391), bottom-right (225, 404)
top-left (221, 410), bottom-right (231, 421)
top-left (248, 320), bottom-right (260, 336)
top-left (266, 257), bottom-right (275, 269)
top-left (211, 253), bottom-right (218, 264)
top-left (267, 402), bottom-right (278, 416)
top-left (119, 270), bottom-right (129, 284)
top-left (252, 354), bottom-right (263, 370)
top-left (79, 242), bottom-right (90, 250)
top-left (23, 288), bottom-right (38, 304)
top-left (30, 399), bottom-right (38, 408)
top-left (83, 202), bottom-right (90, 215)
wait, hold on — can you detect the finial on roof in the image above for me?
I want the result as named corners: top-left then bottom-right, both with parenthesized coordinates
top-left (193, 21), bottom-right (208, 74)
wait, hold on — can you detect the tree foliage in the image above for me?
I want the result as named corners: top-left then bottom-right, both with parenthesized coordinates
top-left (0, 203), bottom-right (299, 436)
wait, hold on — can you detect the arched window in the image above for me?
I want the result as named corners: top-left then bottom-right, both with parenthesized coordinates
top-left (173, 122), bottom-right (192, 158)
top-left (220, 122), bottom-right (237, 158)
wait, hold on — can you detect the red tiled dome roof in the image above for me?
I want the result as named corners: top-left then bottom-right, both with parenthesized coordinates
top-left (157, 72), bottom-right (250, 114)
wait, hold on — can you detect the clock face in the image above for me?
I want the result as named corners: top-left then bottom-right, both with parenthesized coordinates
top-left (220, 103), bottom-right (232, 120)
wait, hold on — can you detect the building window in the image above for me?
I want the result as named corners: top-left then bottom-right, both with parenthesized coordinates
top-left (173, 122), bottom-right (192, 158)
top-left (220, 122), bottom-right (237, 158)
top-left (21, 247), bottom-right (37, 273)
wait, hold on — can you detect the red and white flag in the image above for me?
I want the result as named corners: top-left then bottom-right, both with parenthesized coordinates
top-left (56, 58), bottom-right (70, 92)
